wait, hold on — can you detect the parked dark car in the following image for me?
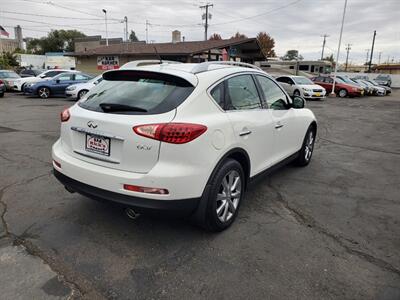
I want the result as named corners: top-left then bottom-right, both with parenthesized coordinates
top-left (368, 79), bottom-right (391, 95)
top-left (19, 69), bottom-right (44, 78)
top-left (24, 72), bottom-right (93, 99)
top-left (0, 80), bottom-right (5, 97)
top-left (311, 76), bottom-right (364, 98)
top-left (374, 74), bottom-right (391, 87)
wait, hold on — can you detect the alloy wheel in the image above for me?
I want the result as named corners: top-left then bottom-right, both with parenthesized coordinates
top-left (304, 131), bottom-right (314, 161)
top-left (216, 170), bottom-right (241, 223)
top-left (78, 90), bottom-right (87, 99)
top-left (38, 88), bottom-right (50, 99)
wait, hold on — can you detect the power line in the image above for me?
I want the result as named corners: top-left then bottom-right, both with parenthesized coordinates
top-left (211, 0), bottom-right (302, 26)
top-left (1, 10), bottom-right (101, 20)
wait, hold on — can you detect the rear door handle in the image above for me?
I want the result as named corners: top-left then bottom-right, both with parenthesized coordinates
top-left (275, 123), bottom-right (284, 129)
top-left (239, 130), bottom-right (252, 136)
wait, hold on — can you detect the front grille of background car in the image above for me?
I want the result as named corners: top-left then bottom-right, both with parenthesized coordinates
top-left (313, 89), bottom-right (323, 92)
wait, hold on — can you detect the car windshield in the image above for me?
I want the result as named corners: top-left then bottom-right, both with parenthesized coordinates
top-left (78, 70), bottom-right (194, 115)
top-left (335, 77), bottom-right (346, 84)
top-left (293, 77), bottom-right (314, 85)
top-left (376, 75), bottom-right (389, 79)
top-left (0, 71), bottom-right (20, 78)
top-left (338, 76), bottom-right (354, 84)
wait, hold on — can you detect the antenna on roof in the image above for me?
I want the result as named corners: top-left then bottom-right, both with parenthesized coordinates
top-left (153, 46), bottom-right (162, 64)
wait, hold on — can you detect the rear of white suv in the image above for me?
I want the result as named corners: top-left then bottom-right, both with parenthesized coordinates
top-left (52, 62), bottom-right (317, 231)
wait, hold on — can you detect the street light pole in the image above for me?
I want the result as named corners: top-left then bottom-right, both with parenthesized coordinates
top-left (102, 9), bottom-right (108, 46)
top-left (331, 0), bottom-right (348, 96)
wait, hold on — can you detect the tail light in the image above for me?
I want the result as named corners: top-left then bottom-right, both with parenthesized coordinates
top-left (123, 184), bottom-right (169, 195)
top-left (133, 123), bottom-right (207, 144)
top-left (0, 80), bottom-right (3, 84)
top-left (60, 108), bottom-right (70, 122)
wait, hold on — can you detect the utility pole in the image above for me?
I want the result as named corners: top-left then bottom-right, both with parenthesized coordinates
top-left (124, 16), bottom-right (128, 42)
top-left (368, 30), bottom-right (376, 72)
top-left (320, 34), bottom-right (329, 60)
top-left (200, 3), bottom-right (213, 41)
top-left (331, 0), bottom-right (347, 95)
top-left (345, 43), bottom-right (351, 72)
top-left (365, 49), bottom-right (369, 71)
top-left (102, 9), bottom-right (108, 46)
top-left (145, 20), bottom-right (149, 43)
top-left (378, 51), bottom-right (382, 65)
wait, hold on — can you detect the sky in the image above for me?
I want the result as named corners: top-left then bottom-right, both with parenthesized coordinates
top-left (1, 0), bottom-right (399, 64)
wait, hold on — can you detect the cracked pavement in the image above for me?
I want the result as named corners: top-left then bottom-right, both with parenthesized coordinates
top-left (0, 91), bottom-right (399, 299)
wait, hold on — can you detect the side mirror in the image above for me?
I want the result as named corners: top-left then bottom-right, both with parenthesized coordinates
top-left (292, 96), bottom-right (305, 109)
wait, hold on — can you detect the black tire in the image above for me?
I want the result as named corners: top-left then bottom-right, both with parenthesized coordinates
top-left (293, 90), bottom-right (301, 97)
top-left (0, 92), bottom-right (4, 98)
top-left (201, 159), bottom-right (245, 232)
top-left (21, 83), bottom-right (26, 92)
top-left (294, 126), bottom-right (316, 167)
top-left (338, 89), bottom-right (348, 98)
top-left (77, 89), bottom-right (88, 100)
top-left (37, 87), bottom-right (50, 99)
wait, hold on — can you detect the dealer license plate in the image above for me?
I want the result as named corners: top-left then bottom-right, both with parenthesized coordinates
top-left (315, 92), bottom-right (321, 97)
top-left (85, 134), bottom-right (110, 156)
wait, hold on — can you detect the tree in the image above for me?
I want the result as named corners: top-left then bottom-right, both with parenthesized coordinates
top-left (26, 29), bottom-right (86, 54)
top-left (256, 32), bottom-right (276, 57)
top-left (323, 54), bottom-right (335, 64)
top-left (0, 52), bottom-right (19, 68)
top-left (129, 30), bottom-right (139, 42)
top-left (281, 49), bottom-right (303, 61)
top-left (209, 33), bottom-right (222, 41)
top-left (231, 32), bottom-right (247, 39)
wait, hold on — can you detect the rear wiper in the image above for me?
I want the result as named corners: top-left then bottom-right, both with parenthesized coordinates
top-left (99, 103), bottom-right (147, 112)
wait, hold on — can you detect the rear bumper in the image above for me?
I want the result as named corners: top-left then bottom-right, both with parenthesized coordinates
top-left (53, 169), bottom-right (200, 214)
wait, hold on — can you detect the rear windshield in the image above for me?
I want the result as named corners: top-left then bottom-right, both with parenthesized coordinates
top-left (78, 70), bottom-right (195, 115)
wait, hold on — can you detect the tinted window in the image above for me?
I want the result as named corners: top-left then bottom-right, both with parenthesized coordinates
top-left (256, 75), bottom-right (288, 110)
top-left (225, 75), bottom-right (262, 110)
top-left (75, 74), bottom-right (90, 80)
top-left (57, 74), bottom-right (73, 81)
top-left (44, 71), bottom-right (63, 77)
top-left (0, 71), bottom-right (20, 78)
top-left (210, 83), bottom-right (224, 109)
top-left (79, 70), bottom-right (194, 115)
top-left (276, 77), bottom-right (289, 84)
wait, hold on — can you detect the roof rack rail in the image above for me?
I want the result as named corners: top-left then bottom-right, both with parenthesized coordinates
top-left (120, 60), bottom-right (182, 69)
top-left (191, 61), bottom-right (262, 74)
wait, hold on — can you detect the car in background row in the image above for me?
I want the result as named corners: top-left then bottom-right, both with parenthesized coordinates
top-left (14, 69), bottom-right (79, 92)
top-left (367, 79), bottom-right (391, 95)
top-left (336, 75), bottom-right (366, 94)
top-left (352, 79), bottom-right (373, 95)
top-left (311, 76), bottom-right (364, 98)
top-left (19, 69), bottom-right (44, 78)
top-left (24, 72), bottom-right (92, 99)
top-left (0, 70), bottom-right (21, 91)
top-left (275, 75), bottom-right (326, 100)
top-left (0, 80), bottom-right (5, 97)
top-left (374, 74), bottom-right (391, 87)
top-left (65, 74), bottom-right (103, 100)
top-left (354, 79), bottom-right (386, 96)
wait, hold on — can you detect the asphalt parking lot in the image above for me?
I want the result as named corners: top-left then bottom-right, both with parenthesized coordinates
top-left (0, 91), bottom-right (399, 300)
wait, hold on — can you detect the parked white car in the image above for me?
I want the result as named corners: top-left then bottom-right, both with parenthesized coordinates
top-left (13, 69), bottom-right (79, 92)
top-left (52, 61), bottom-right (317, 231)
top-left (276, 75), bottom-right (326, 100)
top-left (65, 75), bottom-right (103, 100)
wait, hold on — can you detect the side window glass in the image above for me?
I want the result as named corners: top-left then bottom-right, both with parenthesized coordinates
top-left (210, 82), bottom-right (224, 109)
top-left (225, 75), bottom-right (262, 110)
top-left (256, 75), bottom-right (288, 110)
top-left (57, 74), bottom-right (72, 81)
top-left (75, 74), bottom-right (88, 80)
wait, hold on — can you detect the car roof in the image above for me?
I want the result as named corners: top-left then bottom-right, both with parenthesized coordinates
top-left (107, 61), bottom-right (265, 87)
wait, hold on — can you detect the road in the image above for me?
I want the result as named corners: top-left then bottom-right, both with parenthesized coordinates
top-left (1, 91), bottom-right (399, 299)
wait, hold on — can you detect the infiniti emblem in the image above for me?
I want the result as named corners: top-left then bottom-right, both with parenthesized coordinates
top-left (87, 121), bottom-right (98, 129)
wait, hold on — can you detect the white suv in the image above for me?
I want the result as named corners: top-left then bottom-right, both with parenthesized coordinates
top-left (52, 61), bottom-right (317, 231)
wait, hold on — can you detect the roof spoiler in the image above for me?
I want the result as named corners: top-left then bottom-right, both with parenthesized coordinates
top-left (120, 60), bottom-right (182, 69)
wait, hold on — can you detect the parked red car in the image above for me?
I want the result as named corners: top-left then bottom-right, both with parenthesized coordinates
top-left (311, 76), bottom-right (364, 98)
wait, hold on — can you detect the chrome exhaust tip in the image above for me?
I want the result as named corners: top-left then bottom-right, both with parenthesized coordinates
top-left (125, 208), bottom-right (141, 220)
